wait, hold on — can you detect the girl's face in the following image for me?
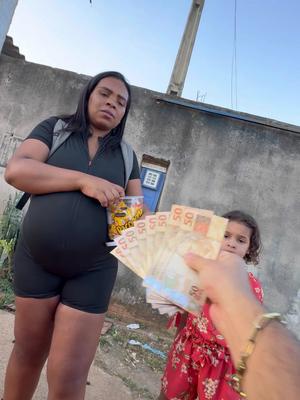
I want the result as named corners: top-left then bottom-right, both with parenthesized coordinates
top-left (221, 221), bottom-right (252, 259)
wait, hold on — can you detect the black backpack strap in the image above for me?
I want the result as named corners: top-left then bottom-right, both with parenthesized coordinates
top-left (120, 140), bottom-right (134, 189)
top-left (49, 119), bottom-right (72, 157)
top-left (15, 192), bottom-right (30, 210)
top-left (16, 119), bottom-right (71, 210)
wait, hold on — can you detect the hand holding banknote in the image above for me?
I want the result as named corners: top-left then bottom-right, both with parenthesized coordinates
top-left (111, 205), bottom-right (228, 317)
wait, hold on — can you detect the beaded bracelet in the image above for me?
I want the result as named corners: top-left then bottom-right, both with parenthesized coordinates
top-left (230, 312), bottom-right (286, 398)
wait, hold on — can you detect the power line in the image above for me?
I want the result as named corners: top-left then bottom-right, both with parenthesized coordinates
top-left (231, 0), bottom-right (238, 110)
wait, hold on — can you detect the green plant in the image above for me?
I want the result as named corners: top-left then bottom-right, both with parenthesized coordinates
top-left (0, 193), bottom-right (22, 279)
top-left (0, 193), bottom-right (22, 240)
top-left (0, 275), bottom-right (14, 307)
top-left (0, 239), bottom-right (15, 278)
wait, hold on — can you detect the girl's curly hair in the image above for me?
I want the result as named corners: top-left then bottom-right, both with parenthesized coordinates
top-left (222, 210), bottom-right (261, 265)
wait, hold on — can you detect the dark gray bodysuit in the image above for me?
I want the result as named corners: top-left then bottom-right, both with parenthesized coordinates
top-left (14, 117), bottom-right (140, 313)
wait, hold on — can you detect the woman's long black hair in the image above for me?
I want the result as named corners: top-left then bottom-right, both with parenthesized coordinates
top-left (61, 71), bottom-right (131, 149)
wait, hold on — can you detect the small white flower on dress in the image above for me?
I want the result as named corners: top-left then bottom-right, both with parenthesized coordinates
top-left (216, 334), bottom-right (224, 340)
top-left (211, 356), bottom-right (219, 367)
top-left (203, 378), bottom-right (219, 399)
top-left (175, 341), bottom-right (184, 353)
top-left (216, 348), bottom-right (222, 358)
top-left (191, 360), bottom-right (199, 370)
top-left (162, 376), bottom-right (168, 391)
top-left (255, 287), bottom-right (261, 293)
top-left (171, 356), bottom-right (180, 369)
top-left (196, 316), bottom-right (209, 333)
top-left (188, 376), bottom-right (193, 383)
top-left (181, 363), bottom-right (188, 374)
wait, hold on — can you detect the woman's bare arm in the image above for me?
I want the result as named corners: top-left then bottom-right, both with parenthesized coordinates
top-left (5, 139), bottom-right (124, 206)
top-left (5, 139), bottom-right (86, 193)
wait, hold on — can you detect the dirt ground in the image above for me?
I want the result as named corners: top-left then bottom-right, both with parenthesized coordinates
top-left (98, 302), bottom-right (175, 399)
top-left (1, 299), bottom-right (175, 400)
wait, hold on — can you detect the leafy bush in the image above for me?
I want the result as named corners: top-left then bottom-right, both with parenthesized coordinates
top-left (0, 193), bottom-right (22, 278)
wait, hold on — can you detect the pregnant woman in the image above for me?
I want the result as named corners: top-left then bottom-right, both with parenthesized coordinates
top-left (3, 71), bottom-right (144, 400)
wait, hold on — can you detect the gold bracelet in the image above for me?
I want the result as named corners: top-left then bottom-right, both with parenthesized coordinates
top-left (230, 312), bottom-right (286, 398)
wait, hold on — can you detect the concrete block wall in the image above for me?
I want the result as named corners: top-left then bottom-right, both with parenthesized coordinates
top-left (0, 54), bottom-right (299, 335)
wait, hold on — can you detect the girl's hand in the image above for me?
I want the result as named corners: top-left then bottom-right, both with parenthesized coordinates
top-left (78, 175), bottom-right (125, 207)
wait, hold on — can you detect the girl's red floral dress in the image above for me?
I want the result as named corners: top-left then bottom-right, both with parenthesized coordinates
top-left (162, 273), bottom-right (263, 400)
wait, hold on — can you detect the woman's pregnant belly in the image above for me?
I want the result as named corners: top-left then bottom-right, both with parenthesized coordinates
top-left (22, 191), bottom-right (111, 272)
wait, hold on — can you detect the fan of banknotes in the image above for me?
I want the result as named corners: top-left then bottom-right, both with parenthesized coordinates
top-left (111, 205), bottom-right (228, 317)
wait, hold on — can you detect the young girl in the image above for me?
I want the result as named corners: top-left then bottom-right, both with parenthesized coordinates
top-left (158, 210), bottom-right (263, 400)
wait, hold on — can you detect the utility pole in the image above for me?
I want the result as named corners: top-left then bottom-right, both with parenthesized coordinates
top-left (167, 0), bottom-right (205, 97)
top-left (0, 0), bottom-right (19, 53)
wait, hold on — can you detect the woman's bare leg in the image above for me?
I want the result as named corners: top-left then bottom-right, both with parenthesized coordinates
top-left (46, 303), bottom-right (105, 400)
top-left (3, 296), bottom-right (60, 400)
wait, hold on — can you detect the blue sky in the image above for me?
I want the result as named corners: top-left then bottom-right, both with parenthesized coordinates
top-left (8, 0), bottom-right (300, 126)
